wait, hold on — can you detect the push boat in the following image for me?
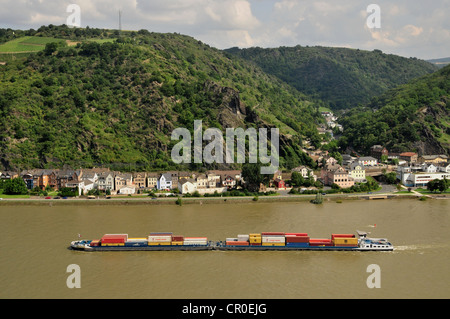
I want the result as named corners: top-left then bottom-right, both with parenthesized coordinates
top-left (70, 231), bottom-right (394, 252)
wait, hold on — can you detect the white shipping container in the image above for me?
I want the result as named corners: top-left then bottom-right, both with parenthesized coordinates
top-left (148, 236), bottom-right (172, 242)
top-left (126, 238), bottom-right (148, 243)
top-left (183, 241), bottom-right (207, 245)
top-left (262, 236), bottom-right (285, 243)
top-left (237, 235), bottom-right (250, 240)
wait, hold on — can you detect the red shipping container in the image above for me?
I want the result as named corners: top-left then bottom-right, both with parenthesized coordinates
top-left (261, 232), bottom-right (285, 236)
top-left (226, 241), bottom-right (249, 246)
top-left (172, 236), bottom-right (184, 241)
top-left (250, 243), bottom-right (262, 246)
top-left (286, 233), bottom-right (308, 237)
top-left (286, 236), bottom-right (310, 243)
top-left (101, 234), bottom-right (128, 244)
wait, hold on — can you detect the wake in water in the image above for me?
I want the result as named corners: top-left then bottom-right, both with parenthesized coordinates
top-left (393, 243), bottom-right (448, 252)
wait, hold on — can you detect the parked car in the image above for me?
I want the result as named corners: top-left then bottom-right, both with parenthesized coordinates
top-left (45, 197), bottom-right (51, 199)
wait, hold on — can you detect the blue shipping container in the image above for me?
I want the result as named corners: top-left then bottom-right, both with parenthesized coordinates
top-left (286, 243), bottom-right (309, 248)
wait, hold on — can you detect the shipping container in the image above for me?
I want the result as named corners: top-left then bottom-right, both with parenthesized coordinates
top-left (331, 234), bottom-right (355, 239)
top-left (249, 233), bottom-right (261, 237)
top-left (226, 241), bottom-right (249, 246)
top-left (102, 243), bottom-right (125, 247)
top-left (148, 235), bottom-right (172, 243)
top-left (148, 242), bottom-right (171, 246)
top-left (286, 233), bottom-right (308, 237)
top-left (309, 239), bottom-right (333, 246)
top-left (172, 236), bottom-right (184, 242)
top-left (250, 243), bottom-right (262, 246)
top-left (262, 236), bottom-right (285, 243)
top-left (285, 235), bottom-right (309, 243)
top-left (127, 238), bottom-right (148, 242)
top-left (249, 237), bottom-right (262, 244)
top-left (333, 238), bottom-right (358, 246)
top-left (171, 241), bottom-right (183, 245)
top-left (125, 242), bottom-right (148, 247)
top-left (90, 240), bottom-right (100, 247)
top-left (183, 237), bottom-right (208, 245)
top-left (101, 234), bottom-right (128, 244)
top-left (286, 242), bottom-right (309, 248)
top-left (262, 243), bottom-right (285, 246)
top-left (261, 232), bottom-right (285, 236)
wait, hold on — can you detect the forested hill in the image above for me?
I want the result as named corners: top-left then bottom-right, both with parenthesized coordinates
top-left (338, 64), bottom-right (450, 156)
top-left (225, 46), bottom-right (438, 110)
top-left (0, 26), bottom-right (323, 171)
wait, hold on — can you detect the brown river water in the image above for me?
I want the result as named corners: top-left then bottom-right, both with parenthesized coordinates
top-left (0, 199), bottom-right (449, 299)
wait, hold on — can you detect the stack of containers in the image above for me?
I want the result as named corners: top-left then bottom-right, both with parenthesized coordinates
top-left (101, 234), bottom-right (128, 247)
top-left (332, 234), bottom-right (358, 247)
top-left (89, 240), bottom-right (101, 247)
top-left (309, 238), bottom-right (333, 247)
top-left (261, 232), bottom-right (285, 246)
top-left (285, 233), bottom-right (310, 248)
top-left (172, 235), bottom-right (184, 246)
top-left (148, 232), bottom-right (172, 246)
top-left (249, 233), bottom-right (262, 246)
top-left (183, 237), bottom-right (208, 246)
top-left (226, 235), bottom-right (249, 246)
top-left (125, 238), bottom-right (148, 247)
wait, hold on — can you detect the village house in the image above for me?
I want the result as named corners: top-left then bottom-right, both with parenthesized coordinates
top-left (178, 179), bottom-right (197, 194)
top-left (165, 171), bottom-right (179, 189)
top-left (117, 186), bottom-right (136, 195)
top-left (207, 172), bottom-right (221, 188)
top-left (222, 175), bottom-right (236, 188)
top-left (133, 172), bottom-right (147, 189)
top-left (80, 171), bottom-right (98, 184)
top-left (97, 172), bottom-right (115, 191)
top-left (399, 152), bottom-right (418, 163)
top-left (292, 166), bottom-right (317, 181)
top-left (357, 156), bottom-right (378, 167)
top-left (418, 155), bottom-right (448, 165)
top-left (397, 164), bottom-right (450, 187)
top-left (115, 173), bottom-right (133, 192)
top-left (348, 162), bottom-right (366, 183)
top-left (146, 173), bottom-right (159, 189)
top-left (370, 145), bottom-right (389, 161)
top-left (196, 174), bottom-right (208, 189)
top-left (327, 167), bottom-right (355, 188)
top-left (157, 173), bottom-right (172, 190)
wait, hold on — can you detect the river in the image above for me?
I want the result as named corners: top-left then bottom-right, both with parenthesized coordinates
top-left (0, 199), bottom-right (449, 299)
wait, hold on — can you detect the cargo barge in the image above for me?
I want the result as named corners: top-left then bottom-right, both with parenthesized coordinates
top-left (70, 231), bottom-right (393, 252)
top-left (218, 231), bottom-right (394, 251)
top-left (71, 233), bottom-right (214, 251)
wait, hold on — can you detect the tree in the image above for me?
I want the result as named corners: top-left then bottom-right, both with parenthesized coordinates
top-left (4, 178), bottom-right (28, 195)
top-left (241, 163), bottom-right (273, 192)
top-left (429, 179), bottom-right (448, 193)
top-left (291, 171), bottom-right (304, 187)
top-left (384, 172), bottom-right (397, 184)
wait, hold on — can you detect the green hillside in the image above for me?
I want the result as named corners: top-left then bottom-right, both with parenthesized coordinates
top-left (225, 46), bottom-right (438, 110)
top-left (0, 26), bottom-right (323, 171)
top-left (338, 65), bottom-right (450, 155)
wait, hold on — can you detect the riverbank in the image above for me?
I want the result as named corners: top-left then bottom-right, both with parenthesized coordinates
top-left (1, 192), bottom-right (446, 206)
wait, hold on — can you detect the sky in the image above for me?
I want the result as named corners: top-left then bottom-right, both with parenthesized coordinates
top-left (0, 0), bottom-right (449, 60)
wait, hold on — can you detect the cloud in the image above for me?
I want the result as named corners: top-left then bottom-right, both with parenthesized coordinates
top-left (0, 0), bottom-right (449, 59)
